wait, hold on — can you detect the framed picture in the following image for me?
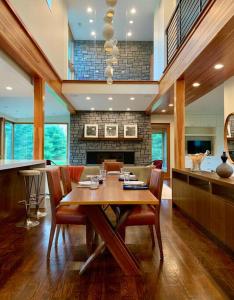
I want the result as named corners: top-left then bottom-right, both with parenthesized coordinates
top-left (84, 124), bottom-right (98, 138)
top-left (124, 124), bottom-right (138, 138)
top-left (105, 124), bottom-right (118, 138)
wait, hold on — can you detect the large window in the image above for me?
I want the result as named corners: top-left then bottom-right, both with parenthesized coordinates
top-left (3, 122), bottom-right (68, 164)
top-left (44, 124), bottom-right (68, 165)
top-left (14, 124), bottom-right (33, 159)
top-left (4, 121), bottom-right (13, 159)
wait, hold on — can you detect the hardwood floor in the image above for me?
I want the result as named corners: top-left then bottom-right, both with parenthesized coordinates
top-left (0, 194), bottom-right (233, 299)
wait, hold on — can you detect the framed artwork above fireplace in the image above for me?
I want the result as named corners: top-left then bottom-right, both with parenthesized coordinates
top-left (84, 124), bottom-right (98, 138)
top-left (105, 124), bottom-right (118, 138)
top-left (124, 124), bottom-right (138, 138)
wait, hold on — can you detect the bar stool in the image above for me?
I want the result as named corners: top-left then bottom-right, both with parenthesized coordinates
top-left (32, 167), bottom-right (49, 218)
top-left (18, 169), bottom-right (41, 229)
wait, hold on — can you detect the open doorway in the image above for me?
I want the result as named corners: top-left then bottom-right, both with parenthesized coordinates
top-left (152, 123), bottom-right (170, 178)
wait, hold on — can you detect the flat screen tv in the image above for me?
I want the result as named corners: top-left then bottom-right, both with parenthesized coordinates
top-left (187, 140), bottom-right (211, 154)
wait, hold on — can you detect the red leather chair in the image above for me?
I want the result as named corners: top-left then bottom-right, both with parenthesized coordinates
top-left (118, 169), bottom-right (164, 260)
top-left (46, 167), bottom-right (93, 258)
top-left (60, 166), bottom-right (72, 195)
top-left (103, 161), bottom-right (123, 172)
top-left (152, 160), bottom-right (163, 169)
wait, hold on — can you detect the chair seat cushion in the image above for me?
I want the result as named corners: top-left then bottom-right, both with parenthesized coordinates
top-left (123, 205), bottom-right (158, 226)
top-left (56, 205), bottom-right (87, 224)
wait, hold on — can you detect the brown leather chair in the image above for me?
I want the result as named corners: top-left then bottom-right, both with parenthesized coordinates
top-left (46, 167), bottom-right (93, 258)
top-left (118, 169), bottom-right (164, 260)
top-left (103, 161), bottom-right (123, 172)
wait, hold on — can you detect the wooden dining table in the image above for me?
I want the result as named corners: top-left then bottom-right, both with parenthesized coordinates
top-left (60, 175), bottom-right (159, 275)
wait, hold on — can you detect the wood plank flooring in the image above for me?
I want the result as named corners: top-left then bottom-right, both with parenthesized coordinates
top-left (0, 194), bottom-right (234, 299)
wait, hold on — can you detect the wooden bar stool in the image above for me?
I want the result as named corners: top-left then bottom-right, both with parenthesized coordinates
top-left (18, 169), bottom-right (41, 229)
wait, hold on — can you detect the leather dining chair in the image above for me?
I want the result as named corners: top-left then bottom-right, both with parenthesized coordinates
top-left (60, 166), bottom-right (72, 195)
top-left (103, 161), bottom-right (123, 172)
top-left (46, 167), bottom-right (93, 258)
top-left (118, 168), bottom-right (164, 260)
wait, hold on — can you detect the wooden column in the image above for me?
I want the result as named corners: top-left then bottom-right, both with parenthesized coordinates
top-left (34, 77), bottom-right (45, 159)
top-left (174, 79), bottom-right (185, 169)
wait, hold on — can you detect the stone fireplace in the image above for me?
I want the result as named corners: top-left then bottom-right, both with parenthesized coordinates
top-left (70, 111), bottom-right (152, 165)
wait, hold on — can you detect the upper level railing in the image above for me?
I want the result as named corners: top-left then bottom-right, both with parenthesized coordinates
top-left (166, 0), bottom-right (211, 65)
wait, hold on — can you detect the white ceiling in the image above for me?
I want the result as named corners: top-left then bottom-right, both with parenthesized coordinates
top-left (67, 93), bottom-right (154, 111)
top-left (186, 84), bottom-right (224, 114)
top-left (0, 51), bottom-right (69, 119)
top-left (66, 0), bottom-right (155, 41)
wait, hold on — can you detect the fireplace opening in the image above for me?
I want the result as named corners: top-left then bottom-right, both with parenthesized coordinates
top-left (86, 151), bottom-right (135, 165)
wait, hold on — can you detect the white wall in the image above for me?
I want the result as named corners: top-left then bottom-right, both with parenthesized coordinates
top-left (153, 0), bottom-right (176, 80)
top-left (11, 0), bottom-right (68, 79)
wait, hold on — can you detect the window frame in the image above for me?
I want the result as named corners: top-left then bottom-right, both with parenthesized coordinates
top-left (2, 121), bottom-right (69, 163)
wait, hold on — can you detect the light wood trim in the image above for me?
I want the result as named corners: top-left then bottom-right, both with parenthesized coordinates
top-left (34, 77), bottom-right (45, 159)
top-left (0, 0), bottom-right (75, 114)
top-left (61, 176), bottom-right (158, 206)
top-left (151, 123), bottom-right (171, 179)
top-left (63, 80), bottom-right (159, 85)
top-left (174, 79), bottom-right (185, 169)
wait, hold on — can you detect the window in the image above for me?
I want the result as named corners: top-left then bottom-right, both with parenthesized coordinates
top-left (14, 124), bottom-right (33, 159)
top-left (46, 0), bottom-right (53, 10)
top-left (4, 121), bottom-right (13, 159)
top-left (44, 124), bottom-right (68, 165)
top-left (3, 122), bottom-right (68, 164)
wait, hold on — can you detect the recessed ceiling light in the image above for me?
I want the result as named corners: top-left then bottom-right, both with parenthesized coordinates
top-left (109, 108), bottom-right (113, 111)
top-left (127, 108), bottom-right (131, 111)
top-left (91, 107), bottom-right (95, 111)
top-left (129, 20), bottom-right (134, 24)
top-left (91, 31), bottom-right (96, 36)
top-left (214, 63), bottom-right (224, 70)
top-left (86, 96), bottom-right (91, 100)
top-left (192, 82), bottom-right (200, 87)
top-left (161, 109), bottom-right (166, 113)
top-left (130, 97), bottom-right (135, 100)
top-left (6, 86), bottom-right (13, 91)
top-left (89, 19), bottom-right (94, 23)
top-left (108, 97), bottom-right (113, 100)
top-left (130, 8), bottom-right (136, 14)
top-left (127, 31), bottom-right (132, 37)
top-left (168, 103), bottom-right (174, 107)
top-left (87, 7), bottom-right (93, 13)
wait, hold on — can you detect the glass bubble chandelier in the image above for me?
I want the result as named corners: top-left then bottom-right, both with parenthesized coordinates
top-left (103, 0), bottom-right (119, 84)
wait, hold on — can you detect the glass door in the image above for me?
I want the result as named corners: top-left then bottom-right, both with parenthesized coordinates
top-left (152, 124), bottom-right (170, 178)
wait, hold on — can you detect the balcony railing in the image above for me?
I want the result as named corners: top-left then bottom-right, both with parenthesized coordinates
top-left (166, 0), bottom-right (211, 65)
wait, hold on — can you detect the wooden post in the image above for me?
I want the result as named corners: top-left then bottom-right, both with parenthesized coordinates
top-left (174, 79), bottom-right (185, 169)
top-left (34, 77), bottom-right (45, 159)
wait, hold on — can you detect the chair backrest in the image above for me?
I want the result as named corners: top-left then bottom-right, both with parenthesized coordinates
top-left (152, 160), bottom-right (163, 169)
top-left (60, 166), bottom-right (72, 195)
top-left (103, 161), bottom-right (123, 172)
top-left (149, 168), bottom-right (164, 204)
top-left (46, 168), bottom-right (63, 219)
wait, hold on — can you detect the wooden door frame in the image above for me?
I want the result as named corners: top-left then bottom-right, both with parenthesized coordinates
top-left (151, 123), bottom-right (171, 179)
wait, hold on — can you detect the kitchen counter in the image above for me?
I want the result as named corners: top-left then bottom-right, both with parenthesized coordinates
top-left (0, 160), bottom-right (46, 220)
top-left (0, 160), bottom-right (45, 171)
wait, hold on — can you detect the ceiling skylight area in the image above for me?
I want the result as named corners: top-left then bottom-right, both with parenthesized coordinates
top-left (67, 0), bottom-right (155, 41)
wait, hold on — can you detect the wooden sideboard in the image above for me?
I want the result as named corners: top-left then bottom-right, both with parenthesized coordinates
top-left (172, 168), bottom-right (234, 253)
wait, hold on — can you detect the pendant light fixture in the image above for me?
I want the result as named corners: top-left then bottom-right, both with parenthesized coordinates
top-left (103, 0), bottom-right (118, 84)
